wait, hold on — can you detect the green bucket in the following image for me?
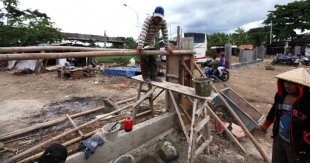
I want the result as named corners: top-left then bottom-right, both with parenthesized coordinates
top-left (192, 77), bottom-right (213, 97)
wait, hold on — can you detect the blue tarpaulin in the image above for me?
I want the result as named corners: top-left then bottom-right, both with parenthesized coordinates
top-left (104, 67), bottom-right (141, 77)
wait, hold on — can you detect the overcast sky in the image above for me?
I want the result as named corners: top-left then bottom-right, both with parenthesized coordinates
top-left (17, 0), bottom-right (296, 39)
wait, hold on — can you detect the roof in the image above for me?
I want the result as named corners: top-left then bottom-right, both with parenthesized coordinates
top-left (210, 45), bottom-right (237, 49)
top-left (62, 32), bottom-right (124, 44)
top-left (238, 44), bottom-right (254, 50)
top-left (276, 68), bottom-right (310, 87)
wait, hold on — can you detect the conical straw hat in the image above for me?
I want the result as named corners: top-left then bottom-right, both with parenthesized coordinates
top-left (276, 68), bottom-right (310, 87)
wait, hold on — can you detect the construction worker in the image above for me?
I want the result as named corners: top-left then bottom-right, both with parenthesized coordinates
top-left (136, 6), bottom-right (173, 84)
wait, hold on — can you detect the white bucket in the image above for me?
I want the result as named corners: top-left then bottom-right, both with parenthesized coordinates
top-left (114, 155), bottom-right (135, 163)
top-left (102, 123), bottom-right (120, 141)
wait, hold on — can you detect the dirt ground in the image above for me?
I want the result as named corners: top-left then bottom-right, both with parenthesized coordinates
top-left (0, 57), bottom-right (309, 162)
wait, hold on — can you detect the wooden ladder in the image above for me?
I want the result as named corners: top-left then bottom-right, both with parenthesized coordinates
top-left (132, 81), bottom-right (164, 123)
top-left (131, 75), bottom-right (216, 163)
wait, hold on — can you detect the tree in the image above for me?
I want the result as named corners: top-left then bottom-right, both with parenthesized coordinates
top-left (263, 0), bottom-right (310, 41)
top-left (246, 27), bottom-right (269, 46)
top-left (0, 0), bottom-right (66, 46)
top-left (233, 27), bottom-right (249, 45)
top-left (123, 37), bottom-right (137, 49)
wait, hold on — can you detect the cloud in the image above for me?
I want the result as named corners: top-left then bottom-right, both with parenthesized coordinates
top-left (165, 0), bottom-right (294, 35)
top-left (17, 0), bottom-right (295, 39)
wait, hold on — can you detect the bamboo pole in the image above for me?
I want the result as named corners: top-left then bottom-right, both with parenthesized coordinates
top-left (193, 62), bottom-right (271, 163)
top-left (0, 106), bottom-right (105, 141)
top-left (115, 97), bottom-right (136, 105)
top-left (0, 50), bottom-right (195, 61)
top-left (65, 114), bottom-right (84, 137)
top-left (18, 110), bottom-right (151, 163)
top-left (211, 85), bottom-right (271, 163)
top-left (2, 104), bottom-right (132, 163)
top-left (0, 46), bottom-right (131, 53)
top-left (206, 105), bottom-right (246, 153)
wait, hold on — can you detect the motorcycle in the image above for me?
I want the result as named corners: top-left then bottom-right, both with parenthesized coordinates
top-left (299, 56), bottom-right (310, 66)
top-left (204, 66), bottom-right (229, 81)
top-left (200, 59), bottom-right (214, 67)
top-left (271, 54), bottom-right (299, 67)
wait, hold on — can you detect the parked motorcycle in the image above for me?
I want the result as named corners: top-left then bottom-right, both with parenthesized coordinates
top-left (299, 56), bottom-right (310, 66)
top-left (271, 54), bottom-right (299, 67)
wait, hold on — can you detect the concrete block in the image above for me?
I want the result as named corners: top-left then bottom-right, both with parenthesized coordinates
top-left (66, 112), bottom-right (176, 163)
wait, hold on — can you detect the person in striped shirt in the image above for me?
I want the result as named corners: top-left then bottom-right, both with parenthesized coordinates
top-left (136, 6), bottom-right (173, 84)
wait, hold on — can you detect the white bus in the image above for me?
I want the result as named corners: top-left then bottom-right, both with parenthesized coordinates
top-left (184, 32), bottom-right (207, 63)
top-left (158, 32), bottom-right (207, 63)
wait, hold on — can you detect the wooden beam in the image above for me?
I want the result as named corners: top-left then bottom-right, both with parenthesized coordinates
top-left (211, 85), bottom-right (271, 162)
top-left (166, 74), bottom-right (179, 79)
top-left (65, 114), bottom-right (84, 137)
top-left (194, 116), bottom-right (210, 133)
top-left (168, 90), bottom-right (190, 144)
top-left (182, 62), bottom-right (194, 78)
top-left (206, 105), bottom-right (246, 153)
top-left (195, 100), bottom-right (209, 116)
top-left (132, 87), bottom-right (156, 108)
top-left (188, 99), bottom-right (197, 163)
top-left (152, 89), bottom-right (164, 101)
top-left (3, 104), bottom-right (133, 163)
top-left (0, 106), bottom-right (105, 141)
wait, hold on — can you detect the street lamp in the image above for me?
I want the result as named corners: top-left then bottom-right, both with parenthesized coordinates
top-left (124, 4), bottom-right (139, 39)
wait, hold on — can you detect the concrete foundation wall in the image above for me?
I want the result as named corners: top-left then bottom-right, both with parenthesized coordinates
top-left (230, 59), bottom-right (263, 69)
top-left (66, 112), bottom-right (176, 163)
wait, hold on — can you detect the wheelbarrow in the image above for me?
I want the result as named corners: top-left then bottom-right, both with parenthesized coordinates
top-left (209, 79), bottom-right (265, 131)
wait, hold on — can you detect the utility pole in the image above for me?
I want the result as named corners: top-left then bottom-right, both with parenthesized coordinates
top-left (270, 19), bottom-right (272, 44)
top-left (124, 4), bottom-right (139, 40)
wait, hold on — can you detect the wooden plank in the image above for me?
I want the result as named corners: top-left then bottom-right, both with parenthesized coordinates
top-left (136, 82), bottom-right (143, 100)
top-left (207, 105), bottom-right (246, 153)
top-left (165, 54), bottom-right (180, 112)
top-left (194, 136), bottom-right (213, 158)
top-left (132, 86), bottom-right (156, 108)
top-left (168, 90), bottom-right (190, 144)
top-left (194, 116), bottom-right (210, 133)
top-left (148, 93), bottom-right (155, 117)
top-left (188, 99), bottom-right (197, 163)
top-left (132, 75), bottom-right (217, 101)
top-left (166, 74), bottom-right (179, 79)
top-left (152, 89), bottom-right (164, 101)
top-left (65, 114), bottom-right (84, 137)
top-left (195, 100), bottom-right (209, 116)
top-left (182, 62), bottom-right (194, 78)
top-left (181, 37), bottom-right (194, 50)
top-left (180, 105), bottom-right (192, 121)
top-left (196, 133), bottom-right (203, 143)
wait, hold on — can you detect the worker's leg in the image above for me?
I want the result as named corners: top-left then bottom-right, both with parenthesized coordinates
top-left (139, 55), bottom-right (150, 81)
top-left (149, 54), bottom-right (157, 79)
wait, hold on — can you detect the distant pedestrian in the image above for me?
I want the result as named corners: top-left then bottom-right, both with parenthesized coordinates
top-left (136, 6), bottom-right (173, 84)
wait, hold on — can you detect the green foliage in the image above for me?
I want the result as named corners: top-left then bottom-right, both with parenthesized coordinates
top-left (263, 0), bottom-right (310, 41)
top-left (0, 0), bottom-right (66, 47)
top-left (232, 27), bottom-right (249, 45)
top-left (109, 37), bottom-right (137, 49)
top-left (97, 55), bottom-right (139, 63)
top-left (124, 37), bottom-right (137, 49)
top-left (247, 27), bottom-right (268, 46)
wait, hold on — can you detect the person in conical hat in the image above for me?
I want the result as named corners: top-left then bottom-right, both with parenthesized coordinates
top-left (259, 68), bottom-right (310, 163)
